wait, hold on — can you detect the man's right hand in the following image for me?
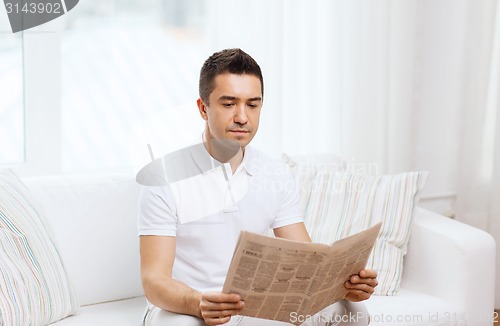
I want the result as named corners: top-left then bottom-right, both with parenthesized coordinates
top-left (199, 292), bottom-right (245, 325)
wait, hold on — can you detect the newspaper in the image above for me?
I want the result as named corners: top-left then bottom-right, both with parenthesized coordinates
top-left (222, 223), bottom-right (382, 324)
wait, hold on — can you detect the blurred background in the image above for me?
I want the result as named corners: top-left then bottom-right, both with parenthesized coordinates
top-left (1, 0), bottom-right (499, 306)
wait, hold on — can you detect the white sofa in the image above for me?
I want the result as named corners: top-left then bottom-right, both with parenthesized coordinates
top-left (21, 172), bottom-right (496, 326)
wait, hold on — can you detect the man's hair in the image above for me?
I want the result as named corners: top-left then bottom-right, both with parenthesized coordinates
top-left (199, 48), bottom-right (263, 105)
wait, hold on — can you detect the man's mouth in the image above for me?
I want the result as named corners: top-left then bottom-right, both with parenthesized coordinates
top-left (230, 130), bottom-right (250, 133)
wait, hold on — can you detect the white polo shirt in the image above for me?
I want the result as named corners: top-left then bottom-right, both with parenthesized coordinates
top-left (137, 144), bottom-right (303, 293)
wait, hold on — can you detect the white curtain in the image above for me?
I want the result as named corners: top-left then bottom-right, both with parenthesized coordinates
top-left (455, 0), bottom-right (500, 308)
top-left (207, 0), bottom-right (418, 174)
top-left (207, 0), bottom-right (500, 307)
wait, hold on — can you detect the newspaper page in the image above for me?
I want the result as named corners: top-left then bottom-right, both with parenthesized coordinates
top-left (222, 223), bottom-right (382, 324)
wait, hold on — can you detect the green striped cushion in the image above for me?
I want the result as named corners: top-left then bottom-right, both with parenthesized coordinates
top-left (292, 165), bottom-right (427, 295)
top-left (0, 170), bottom-right (79, 325)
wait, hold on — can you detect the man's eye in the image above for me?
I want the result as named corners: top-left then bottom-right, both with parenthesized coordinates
top-left (222, 103), bottom-right (234, 108)
top-left (248, 103), bottom-right (258, 108)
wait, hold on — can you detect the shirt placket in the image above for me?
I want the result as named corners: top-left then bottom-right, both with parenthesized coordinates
top-left (222, 163), bottom-right (239, 213)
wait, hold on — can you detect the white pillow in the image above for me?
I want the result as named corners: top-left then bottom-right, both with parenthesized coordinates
top-left (0, 170), bottom-right (79, 325)
top-left (285, 157), bottom-right (428, 295)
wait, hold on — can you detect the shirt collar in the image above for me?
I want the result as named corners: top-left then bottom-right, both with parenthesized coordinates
top-left (190, 141), bottom-right (259, 176)
top-left (240, 146), bottom-right (259, 176)
top-left (136, 140), bottom-right (261, 186)
top-left (190, 142), bottom-right (221, 174)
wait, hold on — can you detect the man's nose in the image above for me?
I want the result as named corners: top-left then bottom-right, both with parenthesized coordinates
top-left (234, 105), bottom-right (248, 124)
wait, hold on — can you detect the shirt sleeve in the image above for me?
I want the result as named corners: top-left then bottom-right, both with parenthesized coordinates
top-left (270, 165), bottom-right (304, 229)
top-left (137, 185), bottom-right (178, 236)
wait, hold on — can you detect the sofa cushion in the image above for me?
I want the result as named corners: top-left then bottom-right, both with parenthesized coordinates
top-left (284, 157), bottom-right (428, 295)
top-left (365, 288), bottom-right (462, 325)
top-left (51, 296), bottom-right (147, 326)
top-left (0, 169), bottom-right (79, 325)
top-left (22, 173), bottom-right (144, 306)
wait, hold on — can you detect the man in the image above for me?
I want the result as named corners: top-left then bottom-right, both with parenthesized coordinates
top-left (137, 48), bottom-right (377, 326)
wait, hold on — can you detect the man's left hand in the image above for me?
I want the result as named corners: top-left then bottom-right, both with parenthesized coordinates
top-left (344, 269), bottom-right (378, 302)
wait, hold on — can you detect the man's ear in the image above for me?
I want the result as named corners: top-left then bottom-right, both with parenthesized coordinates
top-left (197, 98), bottom-right (208, 121)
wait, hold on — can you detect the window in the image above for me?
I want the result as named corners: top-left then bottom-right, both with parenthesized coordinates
top-left (60, 0), bottom-right (207, 172)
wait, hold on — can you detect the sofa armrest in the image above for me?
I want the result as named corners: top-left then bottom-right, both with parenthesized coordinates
top-left (401, 207), bottom-right (496, 324)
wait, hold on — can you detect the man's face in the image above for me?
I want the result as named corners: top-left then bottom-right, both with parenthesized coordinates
top-left (198, 73), bottom-right (263, 150)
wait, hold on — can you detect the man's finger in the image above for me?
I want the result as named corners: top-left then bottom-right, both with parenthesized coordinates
top-left (349, 275), bottom-right (378, 287)
top-left (204, 316), bottom-right (231, 326)
top-left (202, 292), bottom-right (241, 303)
top-left (200, 301), bottom-right (245, 312)
top-left (202, 309), bottom-right (242, 318)
top-left (359, 269), bottom-right (378, 279)
top-left (344, 282), bottom-right (375, 294)
top-left (345, 289), bottom-right (372, 302)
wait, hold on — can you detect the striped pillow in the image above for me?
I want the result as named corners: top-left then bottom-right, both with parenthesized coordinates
top-left (0, 170), bottom-right (79, 325)
top-left (290, 164), bottom-right (427, 295)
